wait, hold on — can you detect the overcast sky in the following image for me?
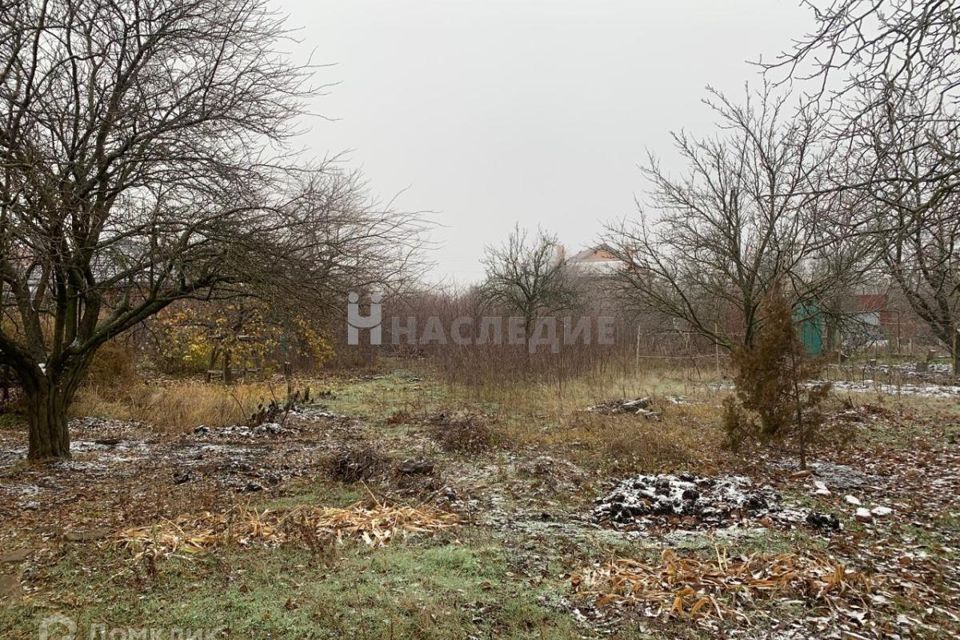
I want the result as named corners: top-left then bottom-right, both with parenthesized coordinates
top-left (273, 0), bottom-right (814, 285)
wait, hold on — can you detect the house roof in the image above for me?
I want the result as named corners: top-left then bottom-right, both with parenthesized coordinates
top-left (569, 246), bottom-right (618, 263)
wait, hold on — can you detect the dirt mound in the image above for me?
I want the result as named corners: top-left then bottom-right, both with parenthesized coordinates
top-left (586, 398), bottom-right (660, 419)
top-left (325, 445), bottom-right (389, 483)
top-left (428, 410), bottom-right (496, 453)
top-left (594, 474), bottom-right (780, 527)
top-left (593, 474), bottom-right (839, 532)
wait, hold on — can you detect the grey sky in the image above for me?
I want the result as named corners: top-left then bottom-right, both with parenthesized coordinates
top-left (274, 0), bottom-right (812, 285)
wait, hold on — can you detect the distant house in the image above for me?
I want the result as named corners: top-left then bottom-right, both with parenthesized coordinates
top-left (851, 290), bottom-right (939, 349)
top-left (850, 293), bottom-right (890, 344)
top-left (567, 245), bottom-right (621, 275)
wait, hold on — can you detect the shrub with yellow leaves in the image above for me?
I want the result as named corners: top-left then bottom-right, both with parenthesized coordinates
top-left (149, 300), bottom-right (334, 378)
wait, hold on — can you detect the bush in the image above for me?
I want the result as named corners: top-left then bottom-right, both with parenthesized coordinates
top-left (429, 410), bottom-right (496, 454)
top-left (325, 445), bottom-right (389, 483)
top-left (721, 396), bottom-right (754, 452)
top-left (147, 301), bottom-right (335, 377)
top-left (725, 288), bottom-right (831, 468)
top-left (84, 340), bottom-right (139, 391)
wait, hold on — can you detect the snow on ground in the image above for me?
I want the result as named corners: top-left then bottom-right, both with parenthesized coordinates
top-left (823, 379), bottom-right (960, 398)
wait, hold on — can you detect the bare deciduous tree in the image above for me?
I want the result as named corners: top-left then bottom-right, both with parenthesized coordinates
top-left (0, 0), bottom-right (419, 459)
top-left (606, 86), bottom-right (869, 350)
top-left (770, 1), bottom-right (960, 371)
top-left (479, 225), bottom-right (578, 339)
top-left (855, 86), bottom-right (960, 371)
top-left (770, 0), bottom-right (960, 133)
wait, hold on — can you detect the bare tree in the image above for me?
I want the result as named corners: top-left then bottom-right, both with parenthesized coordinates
top-left (769, 1), bottom-right (960, 371)
top-left (606, 86), bottom-right (870, 350)
top-left (0, 0), bottom-right (419, 459)
top-left (281, 170), bottom-right (426, 310)
top-left (770, 1), bottom-right (960, 133)
top-left (479, 225), bottom-right (578, 339)
top-left (855, 86), bottom-right (960, 371)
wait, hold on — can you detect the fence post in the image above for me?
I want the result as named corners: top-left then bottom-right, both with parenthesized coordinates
top-left (954, 328), bottom-right (959, 377)
top-left (635, 324), bottom-right (641, 373)
top-left (714, 322), bottom-right (721, 379)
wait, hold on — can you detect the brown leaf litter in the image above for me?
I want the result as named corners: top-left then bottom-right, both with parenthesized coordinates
top-left (572, 547), bottom-right (875, 624)
top-left (117, 498), bottom-right (458, 561)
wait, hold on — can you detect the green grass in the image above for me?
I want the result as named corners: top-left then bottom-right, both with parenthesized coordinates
top-left (318, 369), bottom-right (449, 423)
top-left (250, 479), bottom-right (367, 511)
top-left (0, 533), bottom-right (594, 640)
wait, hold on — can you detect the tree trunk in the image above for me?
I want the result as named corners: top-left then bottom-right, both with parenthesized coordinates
top-left (223, 349), bottom-right (233, 385)
top-left (26, 383), bottom-right (70, 459)
top-left (953, 330), bottom-right (959, 377)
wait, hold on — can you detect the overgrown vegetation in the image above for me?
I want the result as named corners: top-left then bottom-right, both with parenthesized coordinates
top-left (70, 380), bottom-right (286, 433)
top-left (150, 301), bottom-right (334, 379)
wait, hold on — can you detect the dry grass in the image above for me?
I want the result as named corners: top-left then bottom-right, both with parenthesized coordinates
top-left (540, 406), bottom-right (727, 474)
top-left (72, 360), bottom-right (731, 471)
top-left (447, 362), bottom-right (717, 415)
top-left (437, 363), bottom-right (731, 472)
top-left (585, 415), bottom-right (714, 469)
top-left (84, 340), bottom-right (139, 388)
top-left (71, 379), bottom-right (289, 433)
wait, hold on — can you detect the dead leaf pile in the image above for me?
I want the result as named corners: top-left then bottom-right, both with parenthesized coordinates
top-left (305, 502), bottom-right (458, 546)
top-left (117, 501), bottom-right (458, 561)
top-left (572, 548), bottom-right (875, 625)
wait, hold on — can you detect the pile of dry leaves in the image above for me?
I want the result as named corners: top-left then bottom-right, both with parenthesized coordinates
top-left (572, 548), bottom-right (876, 626)
top-left (118, 499), bottom-right (458, 561)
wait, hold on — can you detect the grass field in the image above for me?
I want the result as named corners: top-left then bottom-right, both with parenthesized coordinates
top-left (1, 362), bottom-right (958, 639)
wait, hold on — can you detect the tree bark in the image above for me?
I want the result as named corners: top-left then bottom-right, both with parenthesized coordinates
top-left (223, 349), bottom-right (233, 385)
top-left (26, 382), bottom-right (71, 459)
top-left (953, 329), bottom-right (959, 377)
